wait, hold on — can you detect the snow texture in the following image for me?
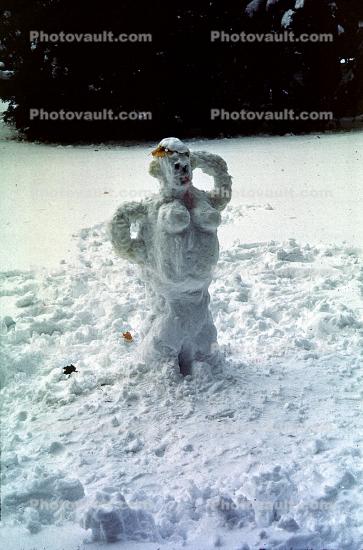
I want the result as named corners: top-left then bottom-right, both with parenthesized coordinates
top-left (109, 138), bottom-right (232, 375)
top-left (245, 0), bottom-right (266, 18)
top-left (266, 0), bottom-right (283, 9)
top-left (82, 495), bottom-right (158, 543)
top-left (0, 69), bottom-right (13, 80)
top-left (281, 9), bottom-right (295, 28)
top-left (1, 109), bottom-right (363, 548)
top-left (294, 0), bottom-right (305, 9)
top-left (2, 222), bottom-right (363, 548)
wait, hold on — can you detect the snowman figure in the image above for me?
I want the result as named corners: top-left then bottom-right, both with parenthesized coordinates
top-left (109, 138), bottom-right (232, 375)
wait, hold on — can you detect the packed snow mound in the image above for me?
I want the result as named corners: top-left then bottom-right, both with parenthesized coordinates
top-left (1, 213), bottom-right (363, 548)
top-left (82, 493), bottom-right (158, 543)
top-left (2, 467), bottom-right (85, 534)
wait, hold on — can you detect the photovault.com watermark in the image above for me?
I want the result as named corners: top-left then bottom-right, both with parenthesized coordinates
top-left (209, 187), bottom-right (333, 200)
top-left (29, 30), bottom-right (152, 43)
top-left (28, 498), bottom-right (76, 512)
top-left (29, 109), bottom-right (152, 122)
top-left (213, 495), bottom-right (333, 513)
top-left (211, 109), bottom-right (334, 122)
top-left (211, 30), bottom-right (334, 43)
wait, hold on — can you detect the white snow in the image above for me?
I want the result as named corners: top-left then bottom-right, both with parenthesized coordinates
top-left (294, 0), bottom-right (304, 9)
top-left (245, 0), bottom-right (265, 18)
top-left (1, 102), bottom-right (363, 548)
top-left (266, 0), bottom-right (282, 9)
top-left (281, 9), bottom-right (295, 29)
top-left (0, 70), bottom-right (14, 80)
top-left (157, 136), bottom-right (190, 154)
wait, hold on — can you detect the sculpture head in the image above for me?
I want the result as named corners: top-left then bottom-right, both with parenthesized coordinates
top-left (149, 137), bottom-right (193, 197)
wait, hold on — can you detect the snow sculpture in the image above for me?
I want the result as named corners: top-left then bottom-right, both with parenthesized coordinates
top-left (109, 137), bottom-right (232, 375)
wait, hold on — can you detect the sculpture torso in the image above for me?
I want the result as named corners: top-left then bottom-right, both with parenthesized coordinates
top-left (141, 191), bottom-right (221, 295)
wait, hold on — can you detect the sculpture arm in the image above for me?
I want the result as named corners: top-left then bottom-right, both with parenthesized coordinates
top-left (108, 201), bottom-right (147, 265)
top-left (191, 151), bottom-right (232, 211)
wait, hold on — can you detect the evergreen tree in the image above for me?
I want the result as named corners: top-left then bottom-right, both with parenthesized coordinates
top-left (0, 0), bottom-right (362, 141)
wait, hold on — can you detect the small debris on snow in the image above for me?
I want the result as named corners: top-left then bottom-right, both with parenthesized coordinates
top-left (63, 364), bottom-right (78, 375)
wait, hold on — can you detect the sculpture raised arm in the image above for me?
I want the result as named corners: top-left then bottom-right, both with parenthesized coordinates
top-left (191, 151), bottom-right (232, 211)
top-left (109, 201), bottom-right (147, 265)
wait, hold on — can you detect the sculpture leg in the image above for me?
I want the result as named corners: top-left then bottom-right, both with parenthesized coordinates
top-left (139, 287), bottom-right (220, 375)
top-left (188, 290), bottom-right (221, 368)
top-left (138, 291), bottom-right (182, 374)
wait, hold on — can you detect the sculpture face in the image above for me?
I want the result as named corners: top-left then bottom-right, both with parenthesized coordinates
top-left (159, 152), bottom-right (192, 192)
top-left (151, 137), bottom-right (193, 197)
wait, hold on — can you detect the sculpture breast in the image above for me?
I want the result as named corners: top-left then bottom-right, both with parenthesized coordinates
top-left (157, 201), bottom-right (190, 234)
top-left (191, 203), bottom-right (221, 233)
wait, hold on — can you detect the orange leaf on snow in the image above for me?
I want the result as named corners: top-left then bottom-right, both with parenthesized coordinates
top-left (122, 331), bottom-right (133, 341)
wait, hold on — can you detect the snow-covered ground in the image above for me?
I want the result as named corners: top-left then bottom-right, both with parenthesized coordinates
top-left (1, 104), bottom-right (363, 549)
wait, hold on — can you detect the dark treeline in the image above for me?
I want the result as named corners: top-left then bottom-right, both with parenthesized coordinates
top-left (0, 0), bottom-right (362, 142)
